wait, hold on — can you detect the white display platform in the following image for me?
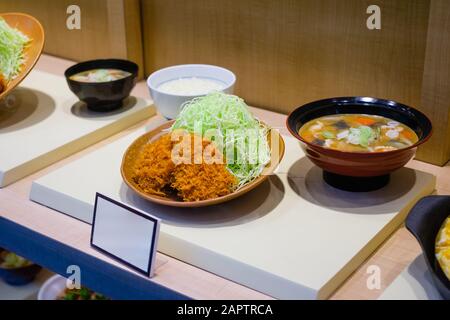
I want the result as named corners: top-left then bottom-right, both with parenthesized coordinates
top-left (378, 254), bottom-right (444, 300)
top-left (30, 126), bottom-right (436, 299)
top-left (0, 70), bottom-right (155, 187)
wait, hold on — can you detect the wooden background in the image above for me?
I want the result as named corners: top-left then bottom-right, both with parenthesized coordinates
top-left (416, 0), bottom-right (450, 164)
top-left (141, 0), bottom-right (449, 166)
top-left (0, 0), bottom-right (449, 165)
top-left (143, 0), bottom-right (428, 112)
top-left (0, 0), bottom-right (144, 77)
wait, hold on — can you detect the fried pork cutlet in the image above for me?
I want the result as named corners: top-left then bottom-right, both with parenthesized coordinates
top-left (132, 132), bottom-right (237, 201)
top-left (132, 134), bottom-right (175, 196)
top-left (171, 162), bottom-right (237, 201)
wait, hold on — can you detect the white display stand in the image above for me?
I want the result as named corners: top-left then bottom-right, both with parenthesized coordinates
top-left (0, 70), bottom-right (155, 187)
top-left (378, 254), bottom-right (444, 300)
top-left (30, 127), bottom-right (436, 299)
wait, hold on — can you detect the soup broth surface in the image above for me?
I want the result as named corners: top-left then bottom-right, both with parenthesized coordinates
top-left (70, 68), bottom-right (131, 83)
top-left (299, 114), bottom-right (418, 152)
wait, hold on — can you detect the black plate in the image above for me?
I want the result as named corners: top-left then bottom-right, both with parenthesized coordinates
top-left (406, 196), bottom-right (450, 300)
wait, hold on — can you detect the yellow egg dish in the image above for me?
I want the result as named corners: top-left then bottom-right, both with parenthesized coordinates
top-left (436, 216), bottom-right (450, 280)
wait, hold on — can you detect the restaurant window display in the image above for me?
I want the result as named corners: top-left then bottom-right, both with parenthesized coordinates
top-left (0, 0), bottom-right (449, 307)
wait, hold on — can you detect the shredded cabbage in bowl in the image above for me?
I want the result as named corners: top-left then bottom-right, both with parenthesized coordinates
top-left (172, 92), bottom-right (271, 189)
top-left (0, 17), bottom-right (30, 82)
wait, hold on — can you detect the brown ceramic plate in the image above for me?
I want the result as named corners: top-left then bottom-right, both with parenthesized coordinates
top-left (0, 13), bottom-right (45, 101)
top-left (121, 121), bottom-right (285, 207)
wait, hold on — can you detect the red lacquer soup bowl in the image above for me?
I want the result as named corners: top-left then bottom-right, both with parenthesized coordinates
top-left (286, 97), bottom-right (432, 191)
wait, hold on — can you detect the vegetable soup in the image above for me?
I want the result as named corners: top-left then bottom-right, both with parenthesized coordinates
top-left (70, 68), bottom-right (131, 83)
top-left (299, 114), bottom-right (419, 152)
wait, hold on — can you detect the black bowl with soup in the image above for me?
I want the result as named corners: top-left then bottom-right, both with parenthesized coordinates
top-left (65, 59), bottom-right (138, 112)
top-left (0, 248), bottom-right (42, 285)
top-left (287, 97), bottom-right (432, 191)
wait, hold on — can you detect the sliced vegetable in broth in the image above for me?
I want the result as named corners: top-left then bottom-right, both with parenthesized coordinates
top-left (70, 68), bottom-right (131, 83)
top-left (299, 114), bottom-right (419, 152)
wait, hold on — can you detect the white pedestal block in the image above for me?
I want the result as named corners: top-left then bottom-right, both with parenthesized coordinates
top-left (30, 128), bottom-right (436, 299)
top-left (0, 70), bottom-right (155, 187)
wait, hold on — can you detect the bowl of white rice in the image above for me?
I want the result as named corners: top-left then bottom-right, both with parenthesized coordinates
top-left (147, 64), bottom-right (236, 119)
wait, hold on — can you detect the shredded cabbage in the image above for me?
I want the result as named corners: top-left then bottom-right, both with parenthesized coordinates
top-left (348, 126), bottom-right (378, 148)
top-left (0, 17), bottom-right (30, 81)
top-left (172, 92), bottom-right (271, 189)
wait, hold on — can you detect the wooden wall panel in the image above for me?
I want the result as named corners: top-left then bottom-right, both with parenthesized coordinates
top-left (416, 0), bottom-right (450, 165)
top-left (142, 0), bottom-right (429, 113)
top-left (142, 0), bottom-right (450, 165)
top-left (1, 0), bottom-right (448, 164)
top-left (0, 0), bottom-right (144, 77)
top-left (123, 0), bottom-right (144, 78)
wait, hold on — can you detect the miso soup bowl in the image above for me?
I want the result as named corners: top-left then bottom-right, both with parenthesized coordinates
top-left (147, 64), bottom-right (236, 119)
top-left (0, 248), bottom-right (42, 286)
top-left (286, 97), bottom-right (432, 182)
top-left (65, 59), bottom-right (138, 112)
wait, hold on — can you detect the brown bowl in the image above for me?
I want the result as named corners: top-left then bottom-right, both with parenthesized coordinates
top-left (0, 13), bottom-right (45, 101)
top-left (121, 121), bottom-right (285, 207)
top-left (286, 97), bottom-right (432, 191)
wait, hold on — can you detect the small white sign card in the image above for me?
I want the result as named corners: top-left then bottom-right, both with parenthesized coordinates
top-left (91, 193), bottom-right (160, 277)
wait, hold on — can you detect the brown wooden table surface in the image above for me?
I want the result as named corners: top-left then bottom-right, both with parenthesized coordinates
top-left (1, 54), bottom-right (449, 300)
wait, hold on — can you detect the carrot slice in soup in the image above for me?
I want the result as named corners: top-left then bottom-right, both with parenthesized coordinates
top-left (302, 132), bottom-right (314, 142)
top-left (356, 117), bottom-right (376, 126)
top-left (402, 130), bottom-right (415, 139)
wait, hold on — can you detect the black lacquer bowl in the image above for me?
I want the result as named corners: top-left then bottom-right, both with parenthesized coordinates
top-left (286, 97), bottom-right (432, 191)
top-left (65, 59), bottom-right (138, 112)
top-left (0, 249), bottom-right (42, 286)
top-left (406, 196), bottom-right (450, 300)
